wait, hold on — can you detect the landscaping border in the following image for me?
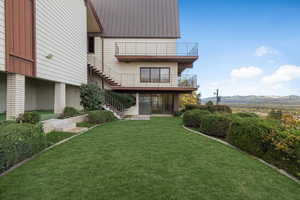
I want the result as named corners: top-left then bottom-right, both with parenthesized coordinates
top-left (0, 124), bottom-right (99, 177)
top-left (182, 125), bottom-right (300, 184)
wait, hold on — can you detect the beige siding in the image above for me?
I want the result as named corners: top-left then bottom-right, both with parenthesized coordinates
top-left (92, 38), bottom-right (179, 87)
top-left (66, 85), bottom-right (83, 110)
top-left (0, 0), bottom-right (5, 71)
top-left (36, 0), bottom-right (87, 86)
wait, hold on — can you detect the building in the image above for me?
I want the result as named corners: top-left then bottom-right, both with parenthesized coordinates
top-left (0, 0), bottom-right (101, 119)
top-left (88, 0), bottom-right (199, 115)
top-left (0, 0), bottom-right (198, 119)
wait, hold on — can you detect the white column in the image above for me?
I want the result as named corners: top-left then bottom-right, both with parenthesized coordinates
top-left (54, 82), bottom-right (66, 114)
top-left (6, 74), bottom-right (25, 120)
top-left (136, 93), bottom-right (139, 115)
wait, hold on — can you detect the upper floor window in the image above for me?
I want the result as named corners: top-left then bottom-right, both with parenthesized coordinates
top-left (88, 37), bottom-right (95, 53)
top-left (140, 68), bottom-right (170, 83)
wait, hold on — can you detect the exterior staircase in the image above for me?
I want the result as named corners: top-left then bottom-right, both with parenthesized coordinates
top-left (88, 64), bottom-right (121, 87)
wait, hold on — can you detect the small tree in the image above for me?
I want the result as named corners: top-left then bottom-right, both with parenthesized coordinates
top-left (80, 84), bottom-right (104, 111)
top-left (206, 101), bottom-right (214, 106)
top-left (179, 92), bottom-right (200, 109)
top-left (268, 109), bottom-right (282, 120)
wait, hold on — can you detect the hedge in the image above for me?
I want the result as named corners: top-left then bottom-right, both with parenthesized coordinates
top-left (16, 112), bottom-right (41, 124)
top-left (183, 109), bottom-right (210, 128)
top-left (0, 123), bottom-right (47, 174)
top-left (88, 110), bottom-right (117, 124)
top-left (59, 107), bottom-right (80, 119)
top-left (185, 104), bottom-right (232, 113)
top-left (199, 114), bottom-right (231, 138)
top-left (233, 112), bottom-right (259, 118)
top-left (227, 118), bottom-right (300, 178)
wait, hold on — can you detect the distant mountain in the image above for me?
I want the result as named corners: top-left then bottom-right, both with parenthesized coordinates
top-left (202, 95), bottom-right (300, 107)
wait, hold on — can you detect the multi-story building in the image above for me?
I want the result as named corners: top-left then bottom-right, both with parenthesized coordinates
top-left (0, 0), bottom-right (198, 119)
top-left (0, 0), bottom-right (102, 119)
top-left (88, 0), bottom-right (199, 115)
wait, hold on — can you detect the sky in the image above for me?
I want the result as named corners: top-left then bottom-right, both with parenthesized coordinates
top-left (178, 0), bottom-right (300, 97)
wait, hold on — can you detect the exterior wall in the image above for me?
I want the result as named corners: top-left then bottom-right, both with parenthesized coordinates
top-left (0, 72), bottom-right (6, 113)
top-left (93, 38), bottom-right (178, 87)
top-left (36, 0), bottom-right (87, 86)
top-left (25, 78), bottom-right (54, 111)
top-left (0, 0), bottom-right (5, 72)
top-left (66, 85), bottom-right (83, 110)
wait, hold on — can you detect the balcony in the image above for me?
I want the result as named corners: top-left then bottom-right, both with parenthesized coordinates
top-left (111, 73), bottom-right (198, 92)
top-left (115, 42), bottom-right (199, 71)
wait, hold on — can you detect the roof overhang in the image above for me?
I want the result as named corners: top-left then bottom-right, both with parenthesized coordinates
top-left (85, 0), bottom-right (103, 33)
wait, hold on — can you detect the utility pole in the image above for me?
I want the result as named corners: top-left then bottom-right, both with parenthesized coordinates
top-left (214, 89), bottom-right (221, 105)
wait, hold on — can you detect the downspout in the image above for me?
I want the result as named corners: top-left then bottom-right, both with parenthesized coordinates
top-left (101, 37), bottom-right (104, 90)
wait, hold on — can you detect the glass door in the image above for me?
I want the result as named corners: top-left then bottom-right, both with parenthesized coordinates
top-left (139, 95), bottom-right (151, 115)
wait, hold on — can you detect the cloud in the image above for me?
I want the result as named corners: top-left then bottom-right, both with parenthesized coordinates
top-left (230, 66), bottom-right (263, 79)
top-left (254, 46), bottom-right (280, 57)
top-left (262, 65), bottom-right (300, 84)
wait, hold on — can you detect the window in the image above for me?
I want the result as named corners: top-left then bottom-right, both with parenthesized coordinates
top-left (140, 68), bottom-right (170, 83)
top-left (88, 37), bottom-right (95, 53)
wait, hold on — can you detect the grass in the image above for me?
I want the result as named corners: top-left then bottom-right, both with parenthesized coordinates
top-left (0, 117), bottom-right (299, 200)
top-left (46, 131), bottom-right (77, 147)
top-left (76, 121), bottom-right (95, 128)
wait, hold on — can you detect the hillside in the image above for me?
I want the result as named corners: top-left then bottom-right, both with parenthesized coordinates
top-left (202, 95), bottom-right (300, 107)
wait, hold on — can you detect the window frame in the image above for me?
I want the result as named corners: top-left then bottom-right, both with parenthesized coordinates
top-left (88, 36), bottom-right (95, 54)
top-left (140, 67), bottom-right (170, 83)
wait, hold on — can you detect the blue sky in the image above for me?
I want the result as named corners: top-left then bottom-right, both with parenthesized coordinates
top-left (178, 0), bottom-right (300, 97)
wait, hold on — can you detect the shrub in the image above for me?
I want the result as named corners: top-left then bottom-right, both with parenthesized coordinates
top-left (80, 84), bottom-right (104, 111)
top-left (184, 104), bottom-right (232, 113)
top-left (105, 91), bottom-right (136, 109)
top-left (59, 107), bottom-right (79, 119)
top-left (173, 111), bottom-right (183, 117)
top-left (233, 112), bottom-right (258, 118)
top-left (183, 109), bottom-right (210, 128)
top-left (88, 110), bottom-right (117, 124)
top-left (0, 123), bottom-right (47, 173)
top-left (199, 114), bottom-right (232, 138)
top-left (206, 101), bottom-right (214, 106)
top-left (17, 112), bottom-right (41, 124)
top-left (227, 118), bottom-right (300, 178)
top-left (268, 109), bottom-right (283, 120)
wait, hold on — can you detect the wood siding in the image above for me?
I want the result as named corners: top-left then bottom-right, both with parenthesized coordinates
top-left (36, 0), bottom-right (87, 86)
top-left (5, 0), bottom-right (36, 76)
top-left (0, 0), bottom-right (5, 71)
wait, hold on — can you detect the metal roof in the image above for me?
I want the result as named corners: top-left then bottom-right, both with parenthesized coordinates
top-left (91, 0), bottom-right (180, 38)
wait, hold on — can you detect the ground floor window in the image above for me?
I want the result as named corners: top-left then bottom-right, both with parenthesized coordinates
top-left (139, 94), bottom-right (174, 115)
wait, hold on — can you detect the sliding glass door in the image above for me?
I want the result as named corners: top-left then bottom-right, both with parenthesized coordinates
top-left (139, 94), bottom-right (174, 115)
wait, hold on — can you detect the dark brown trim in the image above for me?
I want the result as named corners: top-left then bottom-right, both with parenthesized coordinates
top-left (111, 87), bottom-right (197, 93)
top-left (5, 0), bottom-right (36, 77)
top-left (85, 0), bottom-right (103, 33)
top-left (116, 55), bottom-right (198, 64)
top-left (101, 36), bottom-right (180, 39)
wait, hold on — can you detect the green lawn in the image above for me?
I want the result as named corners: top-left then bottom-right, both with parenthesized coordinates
top-left (0, 118), bottom-right (299, 200)
top-left (0, 110), bottom-right (57, 121)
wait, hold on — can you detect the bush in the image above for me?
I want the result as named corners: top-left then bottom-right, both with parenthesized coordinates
top-left (173, 111), bottom-right (183, 117)
top-left (80, 84), bottom-right (104, 111)
top-left (183, 109), bottom-right (210, 128)
top-left (233, 112), bottom-right (258, 118)
top-left (185, 104), bottom-right (232, 113)
top-left (17, 112), bottom-right (41, 124)
top-left (0, 123), bottom-right (47, 173)
top-left (268, 109), bottom-right (283, 120)
top-left (88, 110), bottom-right (117, 124)
top-left (227, 118), bottom-right (300, 178)
top-left (206, 101), bottom-right (214, 106)
top-left (105, 91), bottom-right (136, 109)
top-left (199, 114), bottom-right (231, 138)
top-left (59, 107), bottom-right (79, 119)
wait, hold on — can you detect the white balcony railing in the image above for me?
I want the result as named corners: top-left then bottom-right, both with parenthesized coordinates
top-left (115, 42), bottom-right (198, 57)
